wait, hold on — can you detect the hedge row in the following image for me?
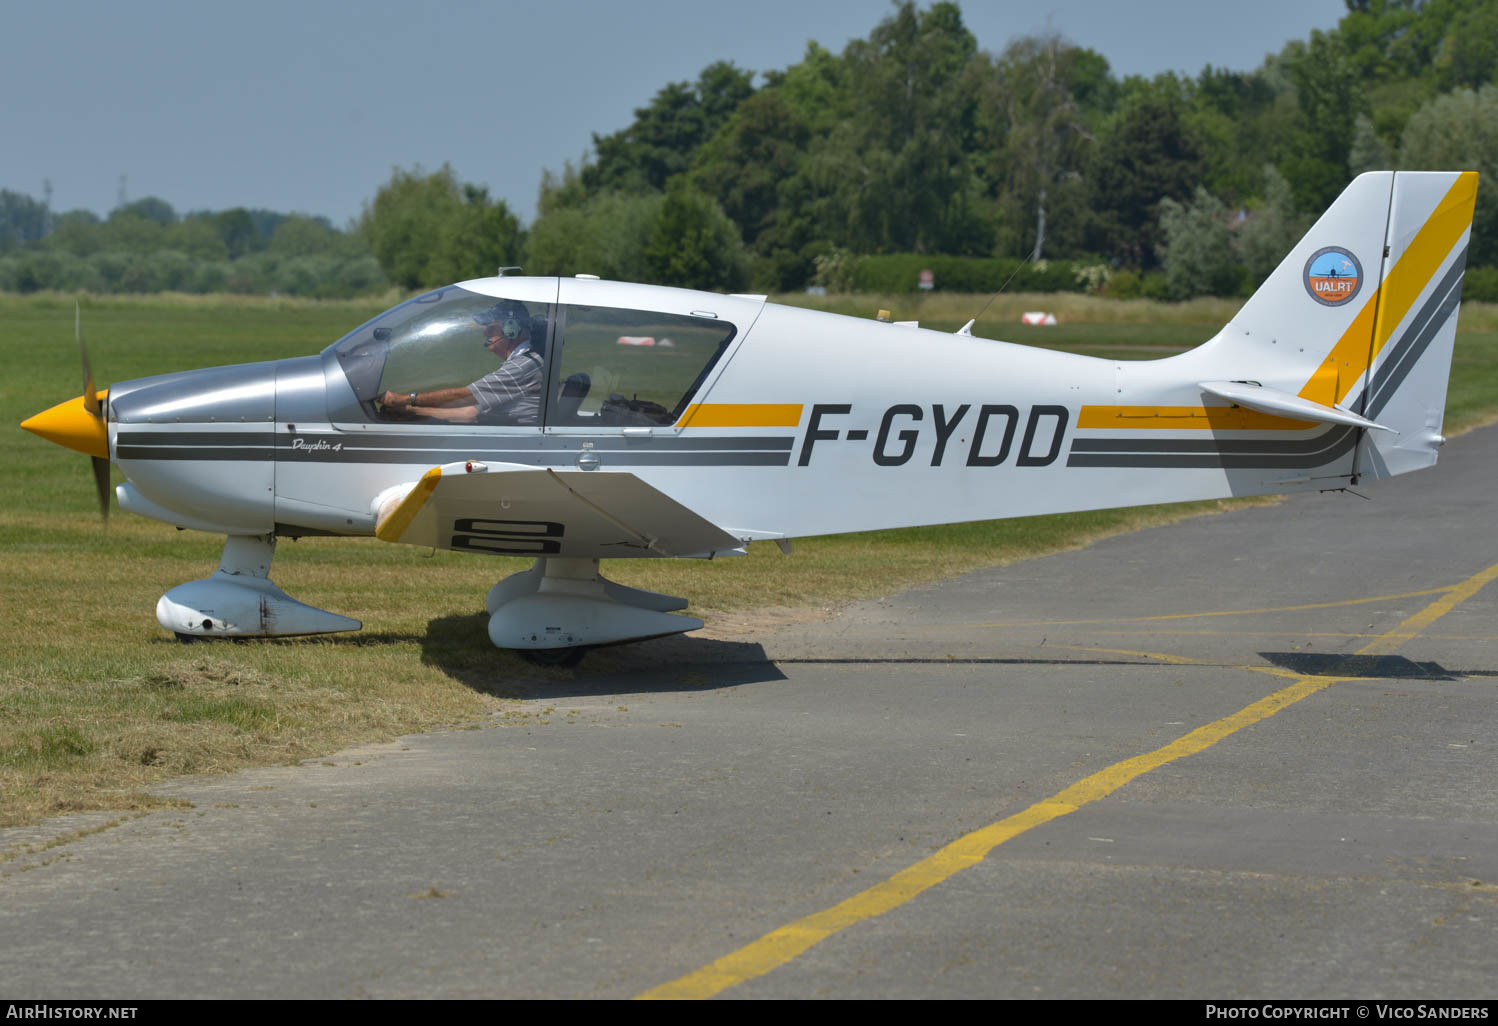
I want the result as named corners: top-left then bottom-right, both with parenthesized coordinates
top-left (1466, 265), bottom-right (1498, 303)
top-left (851, 253), bottom-right (1498, 303)
top-left (850, 254), bottom-right (1090, 294)
top-left (0, 249), bottom-right (386, 299)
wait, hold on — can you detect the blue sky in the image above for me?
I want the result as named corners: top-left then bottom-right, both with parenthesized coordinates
top-left (3, 0), bottom-right (1348, 227)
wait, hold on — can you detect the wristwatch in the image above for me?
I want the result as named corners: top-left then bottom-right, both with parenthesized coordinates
top-left (408, 392), bottom-right (419, 405)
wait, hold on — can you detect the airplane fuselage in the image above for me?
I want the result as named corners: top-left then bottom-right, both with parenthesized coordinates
top-left (104, 277), bottom-right (1408, 560)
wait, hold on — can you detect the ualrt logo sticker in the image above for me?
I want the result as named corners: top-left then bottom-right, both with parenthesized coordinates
top-left (1304, 247), bottom-right (1363, 306)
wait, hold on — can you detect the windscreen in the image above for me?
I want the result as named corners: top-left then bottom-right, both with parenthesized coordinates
top-left (327, 287), bottom-right (552, 425)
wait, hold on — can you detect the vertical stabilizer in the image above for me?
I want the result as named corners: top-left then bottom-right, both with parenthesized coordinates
top-left (1189, 170), bottom-right (1478, 479)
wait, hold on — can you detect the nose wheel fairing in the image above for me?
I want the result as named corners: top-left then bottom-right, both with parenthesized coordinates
top-left (157, 535), bottom-right (361, 639)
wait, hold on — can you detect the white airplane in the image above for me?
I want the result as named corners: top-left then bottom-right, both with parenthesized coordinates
top-left (21, 171), bottom-right (1481, 664)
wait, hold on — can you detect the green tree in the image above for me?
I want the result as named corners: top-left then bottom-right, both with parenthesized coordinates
top-left (689, 90), bottom-right (812, 256)
top-left (760, 41), bottom-right (851, 133)
top-left (1437, 1), bottom-right (1498, 89)
top-left (526, 190), bottom-right (664, 282)
top-left (1282, 30), bottom-right (1367, 210)
top-left (586, 62), bottom-right (756, 194)
top-left (100, 211), bottom-right (166, 253)
top-left (537, 159), bottom-right (591, 216)
top-left (1236, 165), bottom-right (1306, 285)
top-left (114, 196), bottom-right (177, 225)
top-left (1185, 64), bottom-right (1284, 201)
top-left (1400, 83), bottom-right (1498, 264)
top-left (1338, 0), bottom-right (1429, 82)
top-left (41, 210), bottom-right (103, 257)
top-left (984, 35), bottom-right (1098, 259)
top-left (427, 183), bottom-right (524, 284)
top-left (1088, 79), bottom-right (1206, 267)
top-left (209, 209), bottom-right (258, 259)
top-left (165, 218), bottom-right (231, 261)
top-left (361, 166), bottom-right (523, 289)
top-left (1348, 113), bottom-right (1395, 176)
top-left (696, 42), bottom-right (852, 288)
top-left (1158, 186), bottom-right (1239, 298)
top-left (818, 0), bottom-right (989, 254)
top-left (267, 214), bottom-right (338, 256)
top-left (0, 190), bottom-right (49, 251)
top-left (644, 179), bottom-right (750, 291)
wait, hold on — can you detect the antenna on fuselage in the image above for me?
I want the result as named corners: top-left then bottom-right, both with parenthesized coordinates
top-left (496, 266), bottom-right (523, 277)
top-left (956, 251), bottom-right (1037, 338)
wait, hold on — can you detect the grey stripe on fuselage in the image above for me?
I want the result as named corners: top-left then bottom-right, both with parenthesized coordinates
top-left (1069, 432), bottom-right (1353, 455)
top-left (1067, 426), bottom-right (1356, 469)
top-left (115, 429), bottom-right (796, 467)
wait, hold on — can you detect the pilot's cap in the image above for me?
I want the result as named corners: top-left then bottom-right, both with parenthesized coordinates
top-left (474, 300), bottom-right (531, 341)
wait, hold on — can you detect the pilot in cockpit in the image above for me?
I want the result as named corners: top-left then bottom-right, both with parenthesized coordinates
top-left (379, 301), bottom-right (544, 424)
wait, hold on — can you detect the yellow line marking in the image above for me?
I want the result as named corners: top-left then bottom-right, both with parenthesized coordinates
top-left (677, 403), bottom-right (804, 428)
top-left (1050, 645), bottom-right (1379, 684)
top-left (1044, 644), bottom-right (1211, 665)
top-left (636, 558), bottom-right (1498, 1000)
top-left (1075, 405), bottom-right (1313, 431)
top-left (1358, 555), bottom-right (1498, 656)
top-left (1058, 629), bottom-right (1498, 643)
top-left (374, 465), bottom-right (442, 543)
top-left (966, 585), bottom-right (1453, 628)
top-left (1066, 630), bottom-right (1376, 639)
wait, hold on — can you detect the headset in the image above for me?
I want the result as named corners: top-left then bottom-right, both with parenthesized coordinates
top-left (477, 302), bottom-right (530, 345)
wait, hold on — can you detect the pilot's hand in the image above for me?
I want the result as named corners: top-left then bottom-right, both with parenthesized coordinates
top-left (380, 390), bottom-right (408, 409)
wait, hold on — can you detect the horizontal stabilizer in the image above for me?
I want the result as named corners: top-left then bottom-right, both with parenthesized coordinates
top-left (374, 462), bottom-right (741, 559)
top-left (1197, 381), bottom-right (1395, 433)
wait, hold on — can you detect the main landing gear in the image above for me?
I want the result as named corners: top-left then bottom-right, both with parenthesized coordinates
top-left (487, 557), bottom-right (698, 666)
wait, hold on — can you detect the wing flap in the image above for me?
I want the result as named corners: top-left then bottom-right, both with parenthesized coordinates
top-left (374, 463), bottom-right (741, 559)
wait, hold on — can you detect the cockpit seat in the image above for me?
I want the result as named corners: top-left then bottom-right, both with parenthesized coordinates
top-left (556, 372), bottom-right (591, 423)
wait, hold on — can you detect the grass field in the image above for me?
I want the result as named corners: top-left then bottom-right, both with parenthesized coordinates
top-left (3, 290), bottom-right (1496, 828)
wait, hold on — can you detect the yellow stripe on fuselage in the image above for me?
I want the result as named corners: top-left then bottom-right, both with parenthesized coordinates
top-left (677, 403), bottom-right (804, 428)
top-left (1076, 405), bottom-right (1315, 431)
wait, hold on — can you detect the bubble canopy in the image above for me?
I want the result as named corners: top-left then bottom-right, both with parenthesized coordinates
top-left (325, 284), bottom-right (738, 428)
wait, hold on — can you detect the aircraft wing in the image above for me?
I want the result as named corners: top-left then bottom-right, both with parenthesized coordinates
top-left (373, 462), bottom-right (743, 559)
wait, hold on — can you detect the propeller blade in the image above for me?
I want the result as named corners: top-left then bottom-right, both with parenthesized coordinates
top-left (79, 302), bottom-right (108, 522)
top-left (78, 302), bottom-right (100, 421)
top-left (20, 304), bottom-right (112, 523)
top-left (92, 455), bottom-right (111, 521)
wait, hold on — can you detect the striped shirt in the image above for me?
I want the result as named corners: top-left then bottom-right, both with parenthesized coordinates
top-left (468, 343), bottom-right (544, 425)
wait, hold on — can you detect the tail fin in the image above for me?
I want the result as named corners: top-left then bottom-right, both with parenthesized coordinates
top-left (1199, 170), bottom-right (1479, 478)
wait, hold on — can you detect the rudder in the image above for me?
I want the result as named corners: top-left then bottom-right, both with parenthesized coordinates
top-left (1357, 171), bottom-right (1478, 479)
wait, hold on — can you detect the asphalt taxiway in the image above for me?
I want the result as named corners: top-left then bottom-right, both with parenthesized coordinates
top-left (3, 428), bottom-right (1496, 999)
